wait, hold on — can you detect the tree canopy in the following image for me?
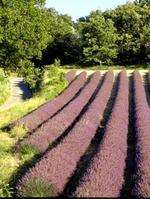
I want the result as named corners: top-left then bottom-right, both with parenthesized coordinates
top-left (0, 0), bottom-right (149, 89)
top-left (77, 10), bottom-right (118, 65)
top-left (0, 0), bottom-right (50, 71)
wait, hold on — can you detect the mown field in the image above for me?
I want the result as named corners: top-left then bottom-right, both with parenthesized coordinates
top-left (0, 69), bottom-right (150, 197)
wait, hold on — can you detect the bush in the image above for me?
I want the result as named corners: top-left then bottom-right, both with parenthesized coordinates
top-left (0, 69), bottom-right (10, 105)
top-left (41, 61), bottom-right (67, 100)
top-left (18, 60), bottom-right (43, 92)
top-left (19, 59), bottom-right (66, 95)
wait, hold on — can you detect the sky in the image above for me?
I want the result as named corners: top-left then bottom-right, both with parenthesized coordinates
top-left (45, 0), bottom-right (132, 21)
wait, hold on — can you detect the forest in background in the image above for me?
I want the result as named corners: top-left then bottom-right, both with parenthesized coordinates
top-left (0, 0), bottom-right (149, 89)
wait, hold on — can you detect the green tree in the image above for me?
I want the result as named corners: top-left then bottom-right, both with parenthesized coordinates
top-left (41, 11), bottom-right (78, 65)
top-left (111, 2), bottom-right (150, 64)
top-left (134, 0), bottom-right (150, 6)
top-left (78, 10), bottom-right (118, 65)
top-left (0, 0), bottom-right (49, 72)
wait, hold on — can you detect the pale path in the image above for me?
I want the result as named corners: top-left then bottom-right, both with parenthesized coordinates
top-left (75, 69), bottom-right (147, 76)
top-left (0, 77), bottom-right (31, 111)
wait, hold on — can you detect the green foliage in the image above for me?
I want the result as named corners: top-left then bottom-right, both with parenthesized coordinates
top-left (44, 33), bottom-right (82, 65)
top-left (0, 153), bottom-right (19, 197)
top-left (78, 10), bottom-right (118, 65)
top-left (75, 2), bottom-right (150, 65)
top-left (0, 97), bottom-right (45, 129)
top-left (19, 61), bottom-right (43, 91)
top-left (0, 69), bottom-right (10, 105)
top-left (18, 177), bottom-right (56, 197)
top-left (40, 62), bottom-right (67, 100)
top-left (0, 0), bottom-right (52, 91)
top-left (11, 125), bottom-right (27, 140)
top-left (0, 132), bottom-right (15, 153)
top-left (109, 2), bottom-right (150, 64)
top-left (1, 0), bottom-right (149, 77)
top-left (0, 182), bottom-right (13, 197)
top-left (0, 0), bottom-right (49, 71)
top-left (0, 125), bottom-right (28, 197)
top-left (19, 144), bottom-right (39, 162)
top-left (41, 11), bottom-right (77, 65)
top-left (134, 0), bottom-right (150, 6)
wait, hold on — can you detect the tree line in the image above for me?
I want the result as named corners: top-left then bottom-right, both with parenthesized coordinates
top-left (0, 0), bottom-right (149, 89)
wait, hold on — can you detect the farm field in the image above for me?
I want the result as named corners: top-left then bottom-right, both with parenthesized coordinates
top-left (1, 0), bottom-right (149, 197)
top-left (1, 69), bottom-right (150, 197)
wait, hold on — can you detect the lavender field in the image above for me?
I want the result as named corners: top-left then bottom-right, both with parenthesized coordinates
top-left (10, 70), bottom-right (150, 197)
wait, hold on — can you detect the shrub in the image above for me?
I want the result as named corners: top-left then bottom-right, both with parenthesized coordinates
top-left (19, 61), bottom-right (43, 92)
top-left (0, 68), bottom-right (10, 105)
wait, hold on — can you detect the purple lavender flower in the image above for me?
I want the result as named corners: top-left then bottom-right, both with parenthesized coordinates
top-left (65, 70), bottom-right (77, 83)
top-left (14, 72), bottom-right (87, 131)
top-left (132, 71), bottom-right (150, 198)
top-left (20, 72), bottom-right (101, 153)
top-left (17, 71), bottom-right (114, 197)
top-left (75, 70), bottom-right (129, 197)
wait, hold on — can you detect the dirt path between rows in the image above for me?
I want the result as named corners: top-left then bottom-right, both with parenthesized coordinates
top-left (0, 77), bottom-right (31, 111)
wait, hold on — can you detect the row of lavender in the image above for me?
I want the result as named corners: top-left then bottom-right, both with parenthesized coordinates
top-left (65, 70), bottom-right (77, 83)
top-left (132, 71), bottom-right (150, 197)
top-left (17, 71), bottom-right (114, 196)
top-left (13, 72), bottom-right (87, 131)
top-left (14, 70), bottom-right (150, 197)
top-left (148, 70), bottom-right (150, 99)
top-left (75, 70), bottom-right (129, 197)
top-left (19, 72), bottom-right (101, 153)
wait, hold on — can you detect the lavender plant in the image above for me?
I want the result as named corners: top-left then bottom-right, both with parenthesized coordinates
top-left (19, 72), bottom-right (101, 153)
top-left (14, 72), bottom-right (87, 131)
top-left (17, 71), bottom-right (114, 197)
top-left (75, 70), bottom-right (129, 197)
top-left (132, 71), bottom-right (150, 197)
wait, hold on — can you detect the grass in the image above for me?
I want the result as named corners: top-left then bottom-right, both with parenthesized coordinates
top-left (0, 132), bottom-right (15, 153)
top-left (0, 97), bottom-right (45, 129)
top-left (18, 177), bottom-right (56, 197)
top-left (0, 69), bottom-right (10, 106)
top-left (0, 65), bottom-right (68, 197)
top-left (0, 132), bottom-right (20, 197)
top-left (19, 144), bottom-right (40, 162)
